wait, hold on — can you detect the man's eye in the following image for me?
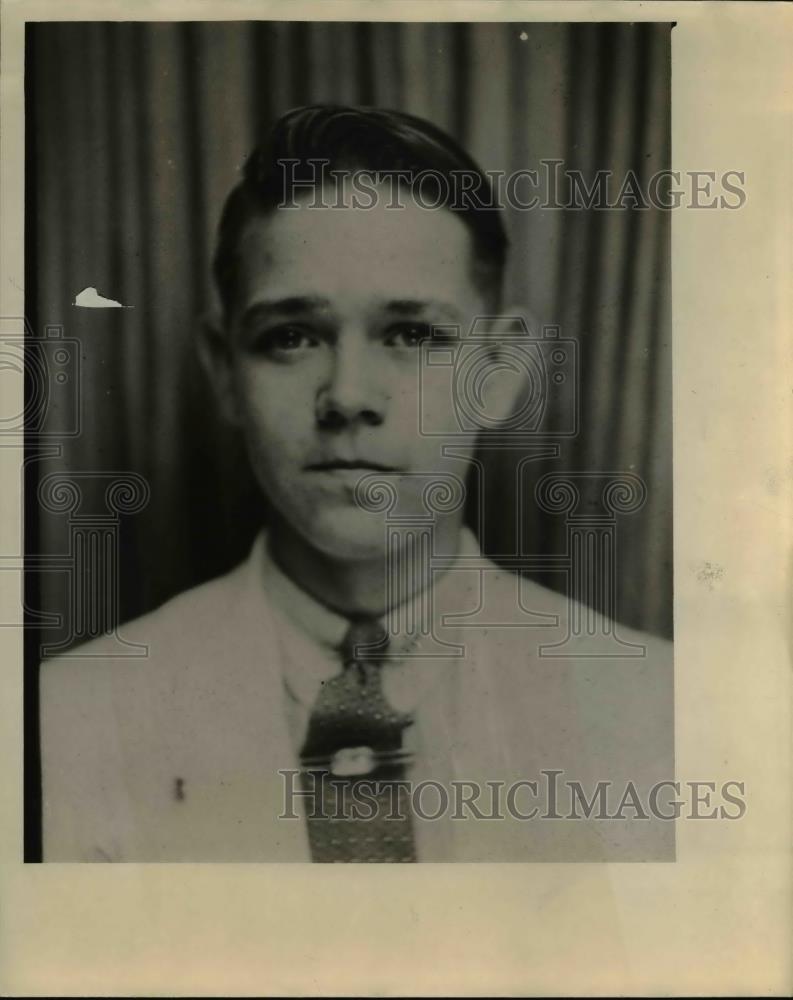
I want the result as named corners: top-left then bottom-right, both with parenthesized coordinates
top-left (383, 322), bottom-right (433, 348)
top-left (256, 326), bottom-right (318, 357)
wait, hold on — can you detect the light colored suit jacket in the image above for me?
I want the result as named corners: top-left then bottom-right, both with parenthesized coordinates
top-left (40, 532), bottom-right (674, 862)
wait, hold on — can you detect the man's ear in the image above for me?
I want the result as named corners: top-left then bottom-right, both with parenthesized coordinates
top-left (196, 313), bottom-right (243, 427)
top-left (473, 304), bottom-right (538, 427)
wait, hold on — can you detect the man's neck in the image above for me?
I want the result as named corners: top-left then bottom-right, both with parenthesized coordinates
top-left (267, 514), bottom-right (465, 619)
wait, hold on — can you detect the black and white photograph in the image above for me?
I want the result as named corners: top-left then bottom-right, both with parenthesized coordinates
top-left (25, 19), bottom-right (679, 863)
top-left (3, 1), bottom-right (791, 994)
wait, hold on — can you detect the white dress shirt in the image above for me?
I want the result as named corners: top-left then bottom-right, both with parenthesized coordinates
top-left (40, 527), bottom-right (675, 862)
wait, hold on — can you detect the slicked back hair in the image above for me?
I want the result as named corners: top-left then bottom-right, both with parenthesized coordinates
top-left (213, 104), bottom-right (509, 323)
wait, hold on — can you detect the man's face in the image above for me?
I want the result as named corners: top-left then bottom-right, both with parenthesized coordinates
top-left (219, 187), bottom-right (494, 560)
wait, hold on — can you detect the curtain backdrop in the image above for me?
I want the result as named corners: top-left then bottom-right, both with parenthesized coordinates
top-left (29, 20), bottom-right (672, 641)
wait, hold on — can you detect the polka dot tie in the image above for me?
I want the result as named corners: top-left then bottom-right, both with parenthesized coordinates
top-left (299, 619), bottom-right (417, 862)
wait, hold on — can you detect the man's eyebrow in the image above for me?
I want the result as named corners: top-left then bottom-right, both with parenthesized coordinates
top-left (382, 299), bottom-right (460, 318)
top-left (237, 296), bottom-right (461, 333)
top-left (239, 296), bottom-right (332, 326)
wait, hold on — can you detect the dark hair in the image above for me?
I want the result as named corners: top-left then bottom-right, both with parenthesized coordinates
top-left (213, 104), bottom-right (509, 321)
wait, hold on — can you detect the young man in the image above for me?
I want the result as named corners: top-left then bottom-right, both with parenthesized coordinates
top-left (40, 106), bottom-right (673, 862)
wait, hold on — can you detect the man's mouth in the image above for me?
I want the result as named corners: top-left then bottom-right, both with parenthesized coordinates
top-left (304, 460), bottom-right (402, 493)
top-left (305, 460), bottom-right (399, 473)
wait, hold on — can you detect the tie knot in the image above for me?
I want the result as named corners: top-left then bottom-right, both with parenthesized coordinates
top-left (340, 618), bottom-right (388, 664)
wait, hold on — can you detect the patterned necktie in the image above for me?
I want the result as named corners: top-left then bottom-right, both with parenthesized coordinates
top-left (299, 619), bottom-right (417, 862)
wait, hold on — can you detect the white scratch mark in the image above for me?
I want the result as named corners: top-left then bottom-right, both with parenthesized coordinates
top-left (74, 286), bottom-right (130, 309)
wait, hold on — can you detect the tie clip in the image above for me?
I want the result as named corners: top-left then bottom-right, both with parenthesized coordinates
top-left (301, 746), bottom-right (413, 777)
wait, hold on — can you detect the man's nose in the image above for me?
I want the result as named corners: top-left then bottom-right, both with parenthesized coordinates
top-left (316, 341), bottom-right (386, 429)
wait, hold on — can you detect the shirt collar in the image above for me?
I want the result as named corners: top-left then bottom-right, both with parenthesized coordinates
top-left (256, 526), bottom-right (483, 657)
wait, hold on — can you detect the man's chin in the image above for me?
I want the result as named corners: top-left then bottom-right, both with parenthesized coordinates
top-left (298, 509), bottom-right (391, 562)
